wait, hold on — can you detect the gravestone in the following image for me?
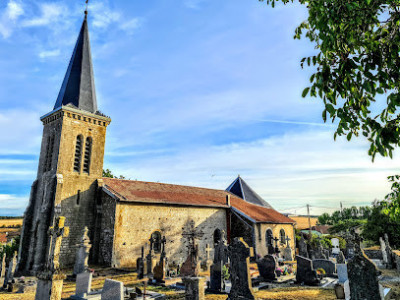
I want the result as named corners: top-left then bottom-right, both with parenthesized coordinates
top-left (146, 237), bottom-right (155, 276)
top-left (3, 251), bottom-right (17, 289)
top-left (348, 237), bottom-right (382, 300)
top-left (298, 237), bottom-right (308, 258)
top-left (380, 237), bottom-right (388, 265)
top-left (283, 247), bottom-right (293, 261)
top-left (201, 244), bottom-right (213, 272)
top-left (73, 227), bottom-right (91, 276)
top-left (75, 272), bottom-right (92, 297)
top-left (0, 254), bottom-right (5, 286)
top-left (345, 242), bottom-right (355, 259)
top-left (256, 255), bottom-right (276, 282)
top-left (384, 234), bottom-right (394, 269)
top-left (209, 234), bottom-right (227, 292)
top-left (153, 236), bottom-right (167, 282)
top-left (337, 251), bottom-right (346, 264)
top-left (331, 238), bottom-right (340, 255)
top-left (312, 259), bottom-right (336, 276)
top-left (181, 221), bottom-right (203, 277)
top-left (337, 264), bottom-right (348, 284)
top-left (101, 279), bottom-right (124, 300)
top-left (183, 277), bottom-right (205, 300)
top-left (295, 256), bottom-right (320, 285)
top-left (137, 247), bottom-right (145, 279)
top-left (227, 237), bottom-right (255, 300)
top-left (314, 245), bottom-right (327, 260)
top-left (35, 216), bottom-right (69, 300)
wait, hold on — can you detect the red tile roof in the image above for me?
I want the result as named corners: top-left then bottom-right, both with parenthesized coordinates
top-left (102, 178), bottom-right (295, 224)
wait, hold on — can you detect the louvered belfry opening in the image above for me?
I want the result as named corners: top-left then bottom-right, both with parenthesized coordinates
top-left (44, 135), bottom-right (55, 172)
top-left (83, 137), bottom-right (92, 173)
top-left (74, 135), bottom-right (83, 172)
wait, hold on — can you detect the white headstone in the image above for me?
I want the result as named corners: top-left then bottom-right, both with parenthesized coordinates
top-left (331, 238), bottom-right (340, 255)
top-left (344, 279), bottom-right (351, 300)
top-left (75, 272), bottom-right (92, 297)
top-left (380, 237), bottom-right (388, 264)
top-left (101, 279), bottom-right (124, 300)
top-left (337, 264), bottom-right (348, 283)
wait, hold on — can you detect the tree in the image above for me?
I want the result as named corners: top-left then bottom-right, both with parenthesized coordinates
top-left (262, 0), bottom-right (400, 220)
top-left (317, 212), bottom-right (331, 225)
top-left (102, 169), bottom-right (126, 179)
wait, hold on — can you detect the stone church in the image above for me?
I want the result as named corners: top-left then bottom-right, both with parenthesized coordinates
top-left (17, 15), bottom-right (295, 275)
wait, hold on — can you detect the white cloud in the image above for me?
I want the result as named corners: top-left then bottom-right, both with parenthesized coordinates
top-left (104, 128), bottom-right (398, 215)
top-left (119, 18), bottom-right (141, 35)
top-left (38, 49), bottom-right (60, 59)
top-left (0, 0), bottom-right (24, 38)
top-left (22, 3), bottom-right (63, 27)
top-left (0, 194), bottom-right (29, 210)
top-left (183, 0), bottom-right (205, 9)
top-left (89, 2), bottom-right (120, 29)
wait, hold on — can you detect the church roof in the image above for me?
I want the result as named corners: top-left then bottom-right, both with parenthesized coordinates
top-left (102, 178), bottom-right (294, 224)
top-left (53, 15), bottom-right (98, 113)
top-left (226, 176), bottom-right (273, 208)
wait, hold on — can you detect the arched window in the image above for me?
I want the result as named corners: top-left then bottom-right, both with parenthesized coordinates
top-left (74, 135), bottom-right (83, 172)
top-left (280, 229), bottom-right (286, 244)
top-left (213, 229), bottom-right (222, 245)
top-left (151, 231), bottom-right (162, 253)
top-left (83, 137), bottom-right (92, 173)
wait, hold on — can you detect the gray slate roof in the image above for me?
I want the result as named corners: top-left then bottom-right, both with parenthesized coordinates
top-left (226, 176), bottom-right (273, 209)
top-left (53, 16), bottom-right (98, 113)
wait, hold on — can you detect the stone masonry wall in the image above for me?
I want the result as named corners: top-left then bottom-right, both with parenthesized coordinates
top-left (254, 223), bottom-right (295, 257)
top-left (112, 202), bottom-right (227, 268)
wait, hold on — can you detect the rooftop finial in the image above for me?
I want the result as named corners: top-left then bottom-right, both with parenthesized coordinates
top-left (84, 0), bottom-right (89, 18)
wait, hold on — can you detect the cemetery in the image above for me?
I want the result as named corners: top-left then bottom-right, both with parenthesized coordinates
top-left (2, 2), bottom-right (400, 300)
top-left (1, 214), bottom-right (400, 299)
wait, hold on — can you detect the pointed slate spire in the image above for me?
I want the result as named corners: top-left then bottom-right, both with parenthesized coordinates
top-left (226, 176), bottom-right (273, 209)
top-left (53, 14), bottom-right (97, 113)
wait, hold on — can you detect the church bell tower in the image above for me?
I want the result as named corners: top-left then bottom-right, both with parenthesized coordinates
top-left (18, 13), bottom-right (111, 274)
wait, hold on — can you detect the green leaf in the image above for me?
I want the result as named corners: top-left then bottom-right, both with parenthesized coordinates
top-left (302, 87), bottom-right (310, 98)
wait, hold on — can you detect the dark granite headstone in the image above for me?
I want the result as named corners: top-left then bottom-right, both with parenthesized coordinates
top-left (312, 259), bottom-right (336, 276)
top-left (348, 249), bottom-right (382, 300)
top-left (256, 255), bottom-right (276, 282)
top-left (346, 242), bottom-right (355, 259)
top-left (298, 237), bottom-right (308, 258)
top-left (227, 238), bottom-right (255, 300)
top-left (295, 255), bottom-right (320, 286)
top-left (209, 236), bottom-right (227, 292)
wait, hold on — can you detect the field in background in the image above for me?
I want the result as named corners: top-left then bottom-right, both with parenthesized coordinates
top-left (0, 218), bottom-right (23, 227)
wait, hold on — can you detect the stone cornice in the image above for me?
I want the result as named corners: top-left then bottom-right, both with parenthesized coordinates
top-left (40, 106), bottom-right (111, 126)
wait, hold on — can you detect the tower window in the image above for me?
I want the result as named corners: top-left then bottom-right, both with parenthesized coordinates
top-left (83, 137), bottom-right (92, 174)
top-left (44, 135), bottom-right (55, 172)
top-left (77, 190), bottom-right (81, 205)
top-left (74, 135), bottom-right (83, 172)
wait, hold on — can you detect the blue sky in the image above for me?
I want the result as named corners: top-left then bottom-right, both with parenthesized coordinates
top-left (0, 0), bottom-right (398, 216)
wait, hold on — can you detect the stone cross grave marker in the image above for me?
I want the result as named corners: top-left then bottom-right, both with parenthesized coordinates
top-left (227, 237), bottom-right (255, 300)
top-left (209, 233), bottom-right (227, 293)
top-left (273, 237), bottom-right (280, 255)
top-left (285, 236), bottom-right (291, 248)
top-left (101, 279), bottom-right (124, 300)
top-left (180, 220), bottom-right (204, 277)
top-left (35, 216), bottom-right (69, 300)
top-left (202, 243), bottom-right (213, 272)
top-left (153, 236), bottom-right (167, 282)
top-left (73, 227), bottom-right (91, 276)
top-left (348, 243), bottom-right (382, 300)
